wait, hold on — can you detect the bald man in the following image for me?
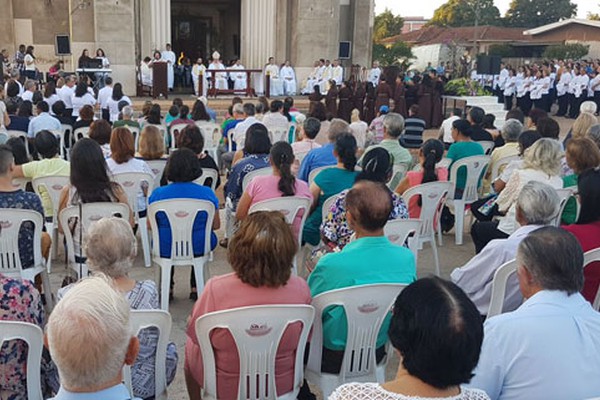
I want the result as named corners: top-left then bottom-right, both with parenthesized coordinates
top-left (308, 180), bottom-right (416, 373)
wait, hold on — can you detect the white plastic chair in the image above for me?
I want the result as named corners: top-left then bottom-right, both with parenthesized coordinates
top-left (113, 172), bottom-right (155, 268)
top-left (295, 151), bottom-right (309, 166)
top-left (169, 123), bottom-right (190, 151)
top-left (305, 283), bottom-right (407, 398)
top-left (552, 188), bottom-right (574, 227)
top-left (268, 124), bottom-right (291, 143)
top-left (194, 305), bottom-right (314, 400)
top-left (12, 177), bottom-right (30, 190)
top-left (31, 175), bottom-right (70, 273)
top-left (6, 130), bottom-right (30, 159)
top-left (196, 121), bottom-right (220, 161)
top-left (436, 157), bottom-right (452, 170)
top-left (479, 140), bottom-right (495, 155)
top-left (584, 248), bottom-right (600, 311)
top-left (448, 155), bottom-right (491, 245)
top-left (227, 128), bottom-right (236, 152)
top-left (194, 168), bottom-right (219, 192)
top-left (248, 196), bottom-right (312, 274)
top-left (388, 163), bottom-right (408, 189)
top-left (123, 310), bottom-right (172, 400)
top-left (0, 209), bottom-right (54, 310)
top-left (487, 259), bottom-right (518, 319)
top-left (242, 167), bottom-right (273, 192)
top-left (308, 165), bottom-right (335, 187)
top-left (148, 199), bottom-right (216, 310)
top-left (0, 321), bottom-right (44, 400)
top-left (49, 129), bottom-right (67, 160)
top-left (321, 194), bottom-right (338, 221)
top-left (146, 159), bottom-right (168, 189)
top-left (60, 124), bottom-right (73, 159)
top-left (59, 202), bottom-right (131, 279)
top-left (384, 219), bottom-right (421, 261)
top-left (73, 126), bottom-right (90, 141)
top-left (401, 182), bottom-right (452, 276)
top-left (489, 154), bottom-right (519, 184)
top-left (128, 126), bottom-right (141, 152)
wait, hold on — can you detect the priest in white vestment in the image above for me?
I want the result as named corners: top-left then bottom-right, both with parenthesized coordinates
top-left (302, 60), bottom-right (321, 94)
top-left (331, 59), bottom-right (344, 86)
top-left (320, 59), bottom-right (332, 93)
top-left (140, 57), bottom-right (153, 87)
top-left (265, 57), bottom-right (283, 96)
top-left (208, 51), bottom-right (228, 90)
top-left (368, 61), bottom-right (382, 86)
top-left (161, 43), bottom-right (176, 90)
top-left (230, 59), bottom-right (247, 91)
top-left (280, 61), bottom-right (297, 96)
top-left (192, 57), bottom-right (207, 97)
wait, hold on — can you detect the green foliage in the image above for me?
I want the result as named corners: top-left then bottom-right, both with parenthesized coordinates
top-left (588, 5), bottom-right (600, 20)
top-left (488, 44), bottom-right (513, 57)
top-left (430, 0), bottom-right (502, 27)
top-left (505, 0), bottom-right (577, 28)
top-left (372, 42), bottom-right (415, 67)
top-left (374, 8), bottom-right (404, 42)
top-left (445, 78), bottom-right (491, 96)
top-left (542, 43), bottom-right (590, 60)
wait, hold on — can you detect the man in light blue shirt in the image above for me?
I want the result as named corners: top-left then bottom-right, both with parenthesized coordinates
top-left (298, 118), bottom-right (348, 182)
top-left (27, 101), bottom-right (61, 139)
top-left (469, 227), bottom-right (600, 400)
top-left (47, 276), bottom-right (141, 400)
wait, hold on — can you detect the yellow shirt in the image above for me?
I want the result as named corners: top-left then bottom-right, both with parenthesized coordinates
top-left (22, 158), bottom-right (70, 216)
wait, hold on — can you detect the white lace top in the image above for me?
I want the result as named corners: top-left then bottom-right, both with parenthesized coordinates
top-left (328, 383), bottom-right (490, 400)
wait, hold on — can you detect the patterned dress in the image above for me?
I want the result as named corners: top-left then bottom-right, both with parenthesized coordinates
top-left (329, 382), bottom-right (490, 400)
top-left (0, 275), bottom-right (45, 400)
top-left (224, 153), bottom-right (270, 208)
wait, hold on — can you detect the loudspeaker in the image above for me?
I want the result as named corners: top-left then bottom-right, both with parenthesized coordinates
top-left (338, 41), bottom-right (351, 59)
top-left (477, 55), bottom-right (501, 75)
top-left (55, 35), bottom-right (71, 56)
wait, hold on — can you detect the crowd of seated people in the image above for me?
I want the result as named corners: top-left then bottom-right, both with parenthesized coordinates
top-left (3, 85), bottom-right (600, 400)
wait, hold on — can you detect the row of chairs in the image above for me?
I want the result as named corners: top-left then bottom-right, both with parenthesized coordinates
top-left (0, 282), bottom-right (407, 400)
top-left (226, 122), bottom-right (294, 153)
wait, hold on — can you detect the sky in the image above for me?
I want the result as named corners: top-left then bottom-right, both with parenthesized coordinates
top-left (374, 0), bottom-right (596, 19)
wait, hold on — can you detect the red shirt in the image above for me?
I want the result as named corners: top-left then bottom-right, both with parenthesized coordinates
top-left (563, 220), bottom-right (600, 304)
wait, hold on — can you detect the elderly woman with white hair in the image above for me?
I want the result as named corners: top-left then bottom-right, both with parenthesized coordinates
top-left (482, 118), bottom-right (523, 194)
top-left (51, 217), bottom-right (178, 399)
top-left (471, 138), bottom-right (563, 253)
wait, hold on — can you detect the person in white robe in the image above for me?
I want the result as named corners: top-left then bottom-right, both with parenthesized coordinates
top-left (331, 59), bottom-right (344, 86)
top-left (230, 59), bottom-right (247, 91)
top-left (320, 59), bottom-right (333, 93)
top-left (302, 60), bottom-right (321, 94)
top-left (281, 61), bottom-right (297, 96)
top-left (161, 43), bottom-right (176, 90)
top-left (368, 60), bottom-right (382, 87)
top-left (208, 51), bottom-right (227, 90)
top-left (191, 57), bottom-right (207, 97)
top-left (140, 57), bottom-right (153, 87)
top-left (265, 57), bottom-right (283, 96)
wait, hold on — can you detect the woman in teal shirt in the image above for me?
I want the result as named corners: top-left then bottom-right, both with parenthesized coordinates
top-left (446, 119), bottom-right (485, 197)
top-left (302, 133), bottom-right (359, 245)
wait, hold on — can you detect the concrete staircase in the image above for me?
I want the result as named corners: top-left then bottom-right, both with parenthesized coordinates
top-left (461, 96), bottom-right (508, 129)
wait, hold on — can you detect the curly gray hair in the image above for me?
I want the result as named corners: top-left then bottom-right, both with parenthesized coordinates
top-left (84, 217), bottom-right (137, 278)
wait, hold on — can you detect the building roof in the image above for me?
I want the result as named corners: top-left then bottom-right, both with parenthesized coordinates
top-left (380, 25), bottom-right (540, 46)
top-left (523, 19), bottom-right (600, 36)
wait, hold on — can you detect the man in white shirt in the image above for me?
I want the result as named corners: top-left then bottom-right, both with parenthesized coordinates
top-left (20, 79), bottom-right (36, 102)
top-left (233, 103), bottom-right (264, 151)
top-left (191, 57), bottom-right (207, 97)
top-left (280, 60), bottom-right (296, 96)
top-left (27, 101), bottom-right (62, 139)
top-left (208, 51), bottom-right (227, 91)
top-left (451, 181), bottom-right (559, 316)
top-left (368, 61), bottom-right (382, 87)
top-left (57, 75), bottom-right (76, 114)
top-left (230, 58), bottom-right (247, 91)
top-left (161, 43), bottom-right (176, 90)
top-left (555, 65), bottom-right (572, 117)
top-left (469, 226), bottom-right (600, 400)
top-left (97, 76), bottom-right (113, 121)
top-left (262, 99), bottom-right (289, 129)
top-left (265, 57), bottom-right (283, 96)
top-left (438, 108), bottom-right (462, 149)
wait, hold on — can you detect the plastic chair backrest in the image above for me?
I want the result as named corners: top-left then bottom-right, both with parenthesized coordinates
top-left (196, 121), bottom-right (220, 150)
top-left (584, 248), bottom-right (600, 311)
top-left (242, 167), bottom-right (273, 192)
top-left (6, 130), bottom-right (30, 158)
top-left (321, 194), bottom-right (338, 221)
top-left (388, 163), bottom-right (408, 189)
top-left (0, 209), bottom-right (44, 273)
top-left (58, 202), bottom-right (131, 263)
top-left (227, 128), bottom-right (235, 152)
top-left (129, 126), bottom-right (141, 151)
top-left (73, 126), bottom-right (90, 141)
top-left (32, 175), bottom-right (70, 218)
top-left (384, 219), bottom-right (421, 256)
top-left (148, 199), bottom-right (215, 261)
top-left (169, 123), bottom-right (190, 150)
top-left (146, 159), bottom-right (168, 189)
top-left (487, 259), bottom-right (518, 318)
top-left (479, 140), bottom-right (495, 155)
top-left (295, 151), bottom-right (309, 166)
top-left (268, 125), bottom-right (290, 143)
top-left (12, 177), bottom-right (30, 190)
top-left (194, 168), bottom-right (219, 191)
top-left (113, 172), bottom-right (155, 215)
top-left (449, 155), bottom-right (490, 202)
top-left (552, 188), bottom-right (573, 227)
top-left (123, 310), bottom-right (172, 400)
top-left (401, 181), bottom-right (451, 238)
top-left (436, 157), bottom-right (451, 169)
top-left (0, 321), bottom-right (44, 400)
top-left (490, 154), bottom-right (519, 184)
top-left (195, 305), bottom-right (314, 400)
top-left (307, 284), bottom-right (406, 380)
top-left (308, 165), bottom-right (335, 187)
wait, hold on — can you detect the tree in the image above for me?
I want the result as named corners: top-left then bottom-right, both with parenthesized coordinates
top-left (372, 42), bottom-right (414, 67)
top-left (505, 0), bottom-right (577, 28)
top-left (543, 43), bottom-right (590, 60)
top-left (373, 8), bottom-right (404, 42)
top-left (588, 5), bottom-right (600, 20)
top-left (430, 0), bottom-right (502, 27)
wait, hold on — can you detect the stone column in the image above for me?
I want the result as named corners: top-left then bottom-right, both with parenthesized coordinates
top-left (352, 0), bottom-right (374, 69)
top-left (150, 0), bottom-right (171, 51)
top-left (241, 0), bottom-right (277, 68)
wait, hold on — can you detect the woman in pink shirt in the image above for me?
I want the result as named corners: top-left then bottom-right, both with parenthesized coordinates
top-left (236, 141), bottom-right (313, 235)
top-left (395, 139), bottom-right (448, 218)
top-left (184, 212), bottom-right (312, 400)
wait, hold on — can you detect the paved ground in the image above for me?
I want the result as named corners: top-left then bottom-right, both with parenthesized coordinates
top-left (46, 107), bottom-right (577, 399)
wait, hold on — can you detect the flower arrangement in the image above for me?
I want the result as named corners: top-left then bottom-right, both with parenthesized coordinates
top-left (444, 78), bottom-right (491, 97)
